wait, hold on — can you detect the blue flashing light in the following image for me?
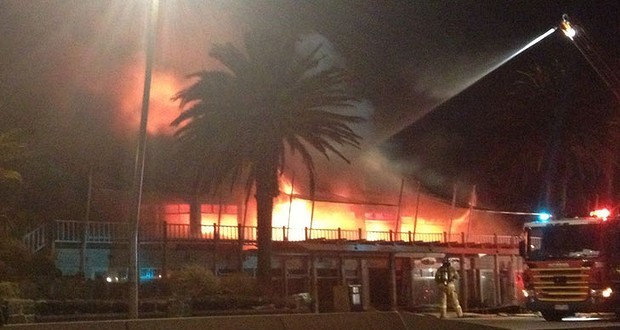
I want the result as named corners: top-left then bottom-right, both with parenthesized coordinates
top-left (538, 212), bottom-right (552, 222)
top-left (139, 267), bottom-right (161, 282)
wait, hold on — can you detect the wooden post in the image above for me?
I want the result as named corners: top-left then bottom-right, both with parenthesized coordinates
top-left (238, 223), bottom-right (244, 242)
top-left (162, 221), bottom-right (168, 278)
top-left (494, 253), bottom-right (501, 306)
top-left (237, 224), bottom-right (244, 272)
top-left (49, 220), bottom-right (57, 257)
top-left (213, 222), bottom-right (218, 274)
top-left (460, 254), bottom-right (468, 311)
top-left (309, 199), bottom-right (316, 240)
top-left (217, 194), bottom-right (223, 231)
top-left (471, 256), bottom-right (479, 307)
top-left (340, 256), bottom-right (346, 285)
top-left (413, 181), bottom-right (421, 239)
top-left (389, 253), bottom-right (397, 310)
top-left (448, 184), bottom-right (457, 241)
top-left (286, 173), bottom-right (295, 239)
top-left (310, 254), bottom-right (319, 313)
top-left (466, 185), bottom-right (476, 242)
top-left (360, 259), bottom-right (370, 311)
top-left (79, 220), bottom-right (88, 276)
top-left (406, 257), bottom-right (416, 309)
top-left (80, 166), bottom-right (93, 277)
top-left (394, 178), bottom-right (405, 233)
top-left (283, 256), bottom-right (289, 297)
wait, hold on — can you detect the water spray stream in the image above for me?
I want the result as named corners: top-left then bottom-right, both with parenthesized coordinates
top-left (372, 27), bottom-right (560, 149)
top-left (480, 27), bottom-right (558, 83)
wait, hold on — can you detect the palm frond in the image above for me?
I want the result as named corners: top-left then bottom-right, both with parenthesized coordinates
top-left (0, 129), bottom-right (27, 163)
top-left (0, 168), bottom-right (22, 183)
top-left (171, 30), bottom-right (363, 198)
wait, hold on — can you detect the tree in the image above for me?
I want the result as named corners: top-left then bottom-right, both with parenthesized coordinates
top-left (475, 60), bottom-right (615, 216)
top-left (171, 30), bottom-right (363, 292)
top-left (0, 129), bottom-right (26, 184)
top-left (0, 129), bottom-right (27, 233)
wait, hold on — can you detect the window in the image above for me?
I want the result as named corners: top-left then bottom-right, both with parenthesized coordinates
top-left (161, 203), bottom-right (190, 225)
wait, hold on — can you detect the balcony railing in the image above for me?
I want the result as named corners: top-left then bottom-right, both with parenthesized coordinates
top-left (22, 224), bottom-right (47, 253)
top-left (52, 220), bottom-right (519, 248)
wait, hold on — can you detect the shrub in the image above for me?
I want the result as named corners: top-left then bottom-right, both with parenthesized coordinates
top-left (34, 299), bottom-right (127, 316)
top-left (27, 254), bottom-right (61, 279)
top-left (190, 295), bottom-right (265, 311)
top-left (140, 278), bottom-right (170, 298)
top-left (168, 265), bottom-right (219, 299)
top-left (219, 273), bottom-right (258, 296)
top-left (0, 282), bottom-right (20, 299)
top-left (0, 239), bottom-right (31, 278)
top-left (48, 276), bottom-right (89, 300)
top-left (0, 237), bottom-right (60, 299)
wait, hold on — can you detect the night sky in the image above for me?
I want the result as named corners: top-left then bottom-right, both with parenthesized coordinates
top-left (1, 1), bottom-right (619, 217)
top-left (382, 2), bottom-right (620, 215)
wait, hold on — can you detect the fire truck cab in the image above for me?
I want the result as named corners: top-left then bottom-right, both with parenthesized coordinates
top-left (520, 215), bottom-right (620, 321)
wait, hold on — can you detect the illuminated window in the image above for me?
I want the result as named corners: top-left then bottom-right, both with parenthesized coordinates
top-left (365, 215), bottom-right (396, 241)
top-left (161, 203), bottom-right (190, 225)
top-left (364, 212), bottom-right (394, 221)
top-left (201, 204), bottom-right (238, 214)
top-left (200, 204), bottom-right (239, 238)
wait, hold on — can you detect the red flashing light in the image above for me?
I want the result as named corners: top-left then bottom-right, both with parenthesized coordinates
top-left (590, 208), bottom-right (611, 220)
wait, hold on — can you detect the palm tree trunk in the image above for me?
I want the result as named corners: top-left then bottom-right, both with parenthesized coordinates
top-left (255, 173), bottom-right (276, 295)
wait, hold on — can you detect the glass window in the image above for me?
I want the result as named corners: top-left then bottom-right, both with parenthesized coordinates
top-left (527, 223), bottom-right (604, 260)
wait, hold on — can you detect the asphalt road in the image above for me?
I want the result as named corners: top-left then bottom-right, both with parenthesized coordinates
top-left (452, 313), bottom-right (620, 329)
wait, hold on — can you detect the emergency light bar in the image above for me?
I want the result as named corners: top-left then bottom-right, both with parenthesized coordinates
top-left (590, 208), bottom-right (611, 220)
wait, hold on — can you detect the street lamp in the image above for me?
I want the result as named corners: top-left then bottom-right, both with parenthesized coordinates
top-left (128, 0), bottom-right (159, 319)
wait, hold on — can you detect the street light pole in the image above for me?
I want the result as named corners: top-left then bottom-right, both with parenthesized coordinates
top-left (128, 0), bottom-right (159, 319)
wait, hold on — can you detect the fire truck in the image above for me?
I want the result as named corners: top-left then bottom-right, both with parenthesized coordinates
top-left (520, 210), bottom-right (620, 321)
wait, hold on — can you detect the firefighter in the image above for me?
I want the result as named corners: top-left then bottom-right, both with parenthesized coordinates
top-left (435, 258), bottom-right (464, 319)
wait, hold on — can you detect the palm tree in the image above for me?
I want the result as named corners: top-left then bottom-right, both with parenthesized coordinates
top-left (476, 60), bottom-right (615, 216)
top-left (171, 30), bottom-right (363, 291)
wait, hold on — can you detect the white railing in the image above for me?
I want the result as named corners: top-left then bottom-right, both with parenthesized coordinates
top-left (56, 220), bottom-right (80, 242)
top-left (88, 221), bottom-right (128, 242)
top-left (52, 220), bottom-right (519, 248)
top-left (56, 220), bottom-right (128, 243)
top-left (22, 225), bottom-right (46, 253)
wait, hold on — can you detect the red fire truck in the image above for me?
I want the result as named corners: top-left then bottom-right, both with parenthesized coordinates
top-left (520, 210), bottom-right (620, 321)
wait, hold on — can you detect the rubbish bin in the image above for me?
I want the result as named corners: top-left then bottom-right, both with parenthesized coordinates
top-left (348, 284), bottom-right (363, 311)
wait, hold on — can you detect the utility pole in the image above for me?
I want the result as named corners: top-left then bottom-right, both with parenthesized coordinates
top-left (128, 0), bottom-right (159, 319)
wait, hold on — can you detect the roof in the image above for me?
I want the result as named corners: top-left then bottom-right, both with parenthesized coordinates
top-left (266, 240), bottom-right (518, 257)
top-left (524, 217), bottom-right (620, 228)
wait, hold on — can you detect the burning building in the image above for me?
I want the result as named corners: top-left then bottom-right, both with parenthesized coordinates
top-left (46, 153), bottom-right (523, 312)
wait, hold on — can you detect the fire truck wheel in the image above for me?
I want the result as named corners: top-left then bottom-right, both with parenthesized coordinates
top-left (541, 311), bottom-right (569, 321)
